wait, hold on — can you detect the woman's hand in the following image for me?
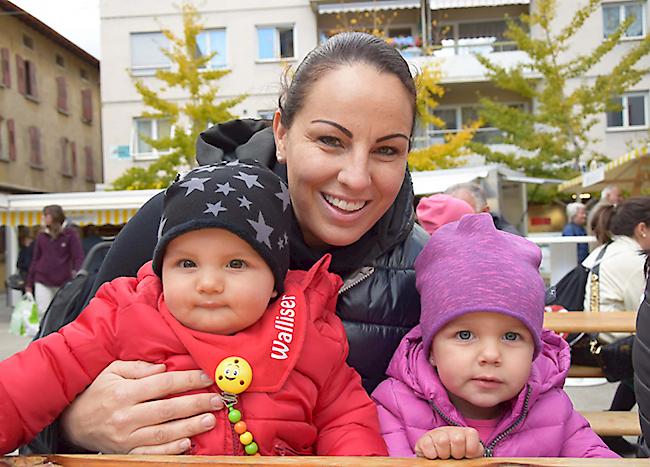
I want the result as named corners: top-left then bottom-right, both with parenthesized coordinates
top-left (61, 360), bottom-right (223, 454)
top-left (415, 426), bottom-right (484, 460)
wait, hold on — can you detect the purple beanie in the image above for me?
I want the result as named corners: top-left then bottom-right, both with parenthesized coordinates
top-left (416, 213), bottom-right (545, 358)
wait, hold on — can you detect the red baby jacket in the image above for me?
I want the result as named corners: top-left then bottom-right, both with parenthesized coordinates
top-left (0, 256), bottom-right (387, 456)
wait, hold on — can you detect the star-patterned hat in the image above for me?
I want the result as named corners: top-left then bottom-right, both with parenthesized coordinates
top-left (152, 161), bottom-right (292, 293)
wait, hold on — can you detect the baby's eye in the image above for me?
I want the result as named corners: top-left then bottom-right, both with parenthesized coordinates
top-left (179, 259), bottom-right (196, 268)
top-left (227, 259), bottom-right (246, 269)
top-left (318, 135), bottom-right (342, 147)
top-left (456, 330), bottom-right (472, 340)
top-left (504, 332), bottom-right (520, 341)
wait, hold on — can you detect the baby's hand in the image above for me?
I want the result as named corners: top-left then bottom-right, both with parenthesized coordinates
top-left (415, 426), bottom-right (484, 459)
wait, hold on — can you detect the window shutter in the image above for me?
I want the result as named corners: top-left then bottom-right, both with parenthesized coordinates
top-left (71, 141), bottom-right (77, 177)
top-left (16, 55), bottom-right (25, 95)
top-left (29, 126), bottom-right (41, 165)
top-left (56, 76), bottom-right (68, 112)
top-left (84, 145), bottom-right (94, 182)
top-left (1, 49), bottom-right (10, 88)
top-left (61, 137), bottom-right (69, 175)
top-left (81, 89), bottom-right (92, 123)
top-left (28, 61), bottom-right (37, 98)
top-left (7, 119), bottom-right (15, 161)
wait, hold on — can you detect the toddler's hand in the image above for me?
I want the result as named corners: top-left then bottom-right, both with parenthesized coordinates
top-left (415, 426), bottom-right (484, 459)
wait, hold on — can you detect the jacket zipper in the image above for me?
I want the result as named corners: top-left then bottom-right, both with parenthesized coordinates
top-left (429, 385), bottom-right (532, 458)
top-left (483, 386), bottom-right (532, 458)
top-left (338, 266), bottom-right (375, 295)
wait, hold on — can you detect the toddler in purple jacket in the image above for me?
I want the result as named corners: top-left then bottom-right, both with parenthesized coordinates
top-left (372, 214), bottom-right (617, 459)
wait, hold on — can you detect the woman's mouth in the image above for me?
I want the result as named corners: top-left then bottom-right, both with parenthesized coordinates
top-left (322, 193), bottom-right (366, 212)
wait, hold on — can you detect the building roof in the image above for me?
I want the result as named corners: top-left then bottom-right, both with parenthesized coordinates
top-left (0, 0), bottom-right (99, 66)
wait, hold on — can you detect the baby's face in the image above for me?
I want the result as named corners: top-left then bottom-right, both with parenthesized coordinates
top-left (429, 312), bottom-right (535, 420)
top-left (162, 228), bottom-right (277, 334)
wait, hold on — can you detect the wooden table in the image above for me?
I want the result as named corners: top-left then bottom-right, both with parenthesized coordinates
top-left (1, 455), bottom-right (648, 467)
top-left (543, 311), bottom-right (637, 334)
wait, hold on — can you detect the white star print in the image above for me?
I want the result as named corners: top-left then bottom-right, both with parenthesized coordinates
top-left (179, 177), bottom-right (210, 196)
top-left (247, 211), bottom-right (274, 248)
top-left (275, 182), bottom-right (291, 211)
top-left (238, 195), bottom-right (252, 210)
top-left (194, 165), bottom-right (220, 173)
top-left (204, 201), bottom-right (227, 216)
top-left (215, 182), bottom-right (236, 196)
top-left (234, 171), bottom-right (264, 189)
top-left (157, 217), bottom-right (167, 240)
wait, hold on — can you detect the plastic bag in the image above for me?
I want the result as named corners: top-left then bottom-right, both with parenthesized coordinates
top-left (8, 293), bottom-right (40, 337)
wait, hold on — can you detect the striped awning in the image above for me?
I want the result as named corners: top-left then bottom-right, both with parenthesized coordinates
top-left (431, 0), bottom-right (529, 9)
top-left (558, 146), bottom-right (650, 194)
top-left (0, 189), bottom-right (162, 227)
top-left (316, 0), bottom-right (528, 14)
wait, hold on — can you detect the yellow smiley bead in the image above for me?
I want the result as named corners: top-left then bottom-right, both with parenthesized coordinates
top-left (215, 356), bottom-right (253, 394)
top-left (239, 431), bottom-right (253, 445)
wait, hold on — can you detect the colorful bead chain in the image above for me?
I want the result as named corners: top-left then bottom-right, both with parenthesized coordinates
top-left (226, 406), bottom-right (259, 455)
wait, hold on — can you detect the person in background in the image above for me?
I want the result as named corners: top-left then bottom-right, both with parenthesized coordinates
top-left (587, 184), bottom-right (623, 234)
top-left (372, 214), bottom-right (616, 459)
top-left (16, 231), bottom-right (35, 281)
top-left (25, 32), bottom-right (428, 455)
top-left (415, 194), bottom-right (474, 235)
top-left (562, 202), bottom-right (588, 264)
top-left (583, 197), bottom-right (650, 455)
top-left (445, 182), bottom-right (521, 236)
top-left (0, 161), bottom-right (386, 457)
top-left (633, 255), bottom-right (650, 457)
top-left (81, 225), bottom-right (104, 256)
top-left (25, 205), bottom-right (84, 317)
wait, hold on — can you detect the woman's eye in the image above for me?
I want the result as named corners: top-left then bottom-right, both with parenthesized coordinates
top-left (504, 332), bottom-right (520, 341)
top-left (180, 259), bottom-right (196, 268)
top-left (457, 330), bottom-right (472, 340)
top-left (375, 146), bottom-right (398, 156)
top-left (318, 136), bottom-right (342, 147)
top-left (228, 259), bottom-right (246, 269)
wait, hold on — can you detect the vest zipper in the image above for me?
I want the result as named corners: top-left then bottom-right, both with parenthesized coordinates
top-left (338, 266), bottom-right (375, 295)
top-left (483, 385), bottom-right (532, 458)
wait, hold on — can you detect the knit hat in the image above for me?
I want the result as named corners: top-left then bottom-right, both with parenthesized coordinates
top-left (416, 194), bottom-right (475, 235)
top-left (416, 213), bottom-right (545, 358)
top-left (152, 161), bottom-right (292, 293)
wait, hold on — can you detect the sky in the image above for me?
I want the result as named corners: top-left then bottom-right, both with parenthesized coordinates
top-left (9, 0), bottom-right (101, 59)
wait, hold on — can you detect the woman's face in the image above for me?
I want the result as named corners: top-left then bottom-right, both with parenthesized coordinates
top-left (273, 63), bottom-right (413, 248)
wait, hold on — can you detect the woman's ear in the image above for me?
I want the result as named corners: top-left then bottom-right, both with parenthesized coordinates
top-left (637, 222), bottom-right (649, 239)
top-left (272, 110), bottom-right (287, 164)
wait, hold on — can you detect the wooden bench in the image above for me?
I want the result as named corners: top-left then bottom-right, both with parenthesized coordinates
top-left (1, 455), bottom-right (649, 466)
top-left (543, 311), bottom-right (637, 334)
top-left (581, 411), bottom-right (641, 437)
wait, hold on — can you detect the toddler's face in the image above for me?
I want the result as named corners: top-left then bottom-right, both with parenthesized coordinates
top-left (429, 312), bottom-right (535, 420)
top-left (162, 228), bottom-right (277, 334)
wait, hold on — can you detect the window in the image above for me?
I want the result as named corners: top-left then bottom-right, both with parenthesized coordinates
top-left (0, 117), bottom-right (7, 161)
top-left (81, 89), bottom-right (93, 124)
top-left (22, 35), bottom-right (33, 49)
top-left (197, 29), bottom-right (227, 69)
top-left (603, 2), bottom-right (645, 38)
top-left (56, 76), bottom-right (68, 113)
top-left (130, 32), bottom-right (170, 75)
top-left (433, 19), bottom-right (518, 56)
top-left (84, 145), bottom-right (95, 182)
top-left (1, 48), bottom-right (10, 88)
top-left (131, 118), bottom-right (172, 157)
top-left (55, 54), bottom-right (65, 68)
top-left (28, 126), bottom-right (42, 167)
top-left (16, 55), bottom-right (38, 99)
top-left (257, 25), bottom-right (294, 60)
top-left (80, 68), bottom-right (89, 81)
top-left (257, 110), bottom-right (275, 120)
top-left (607, 92), bottom-right (647, 128)
top-left (60, 138), bottom-right (77, 177)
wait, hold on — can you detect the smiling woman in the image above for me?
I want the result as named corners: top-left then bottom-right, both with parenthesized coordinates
top-left (25, 32), bottom-right (429, 456)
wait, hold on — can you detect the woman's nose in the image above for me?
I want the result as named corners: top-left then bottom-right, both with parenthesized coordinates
top-left (337, 149), bottom-right (371, 192)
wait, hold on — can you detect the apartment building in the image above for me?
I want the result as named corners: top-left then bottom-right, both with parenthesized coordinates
top-left (0, 0), bottom-right (102, 194)
top-left (100, 0), bottom-right (650, 185)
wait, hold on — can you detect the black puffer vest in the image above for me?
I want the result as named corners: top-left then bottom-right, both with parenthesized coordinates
top-left (634, 258), bottom-right (650, 457)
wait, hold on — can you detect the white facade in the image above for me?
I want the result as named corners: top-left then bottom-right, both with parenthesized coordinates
top-left (99, 0), bottom-right (650, 184)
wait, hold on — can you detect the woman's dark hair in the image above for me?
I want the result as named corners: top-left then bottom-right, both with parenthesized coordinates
top-left (43, 204), bottom-right (66, 238)
top-left (278, 32), bottom-right (417, 132)
top-left (595, 197), bottom-right (650, 243)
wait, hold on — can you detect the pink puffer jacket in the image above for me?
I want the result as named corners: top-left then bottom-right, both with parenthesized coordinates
top-left (372, 327), bottom-right (618, 458)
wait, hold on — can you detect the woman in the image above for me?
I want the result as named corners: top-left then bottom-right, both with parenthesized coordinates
top-left (634, 255), bottom-right (650, 457)
top-left (27, 32), bottom-right (428, 455)
top-left (582, 197), bottom-right (650, 454)
top-left (25, 205), bottom-right (84, 316)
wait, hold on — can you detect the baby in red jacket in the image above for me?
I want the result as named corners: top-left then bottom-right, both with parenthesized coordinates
top-left (0, 161), bottom-right (386, 456)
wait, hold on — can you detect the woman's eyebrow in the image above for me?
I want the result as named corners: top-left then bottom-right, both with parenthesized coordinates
top-left (377, 133), bottom-right (409, 143)
top-left (311, 119), bottom-right (352, 138)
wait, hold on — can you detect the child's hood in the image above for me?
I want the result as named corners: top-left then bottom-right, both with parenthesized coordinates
top-left (384, 326), bottom-right (571, 402)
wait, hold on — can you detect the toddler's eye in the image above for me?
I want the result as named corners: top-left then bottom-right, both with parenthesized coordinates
top-left (457, 330), bottom-right (472, 340)
top-left (180, 259), bottom-right (196, 268)
top-left (504, 332), bottom-right (520, 341)
top-left (228, 259), bottom-right (246, 269)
